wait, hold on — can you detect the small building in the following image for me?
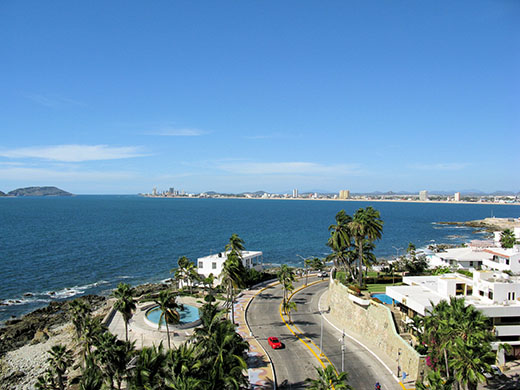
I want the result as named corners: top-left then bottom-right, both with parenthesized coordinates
top-left (196, 250), bottom-right (264, 280)
top-left (426, 247), bottom-right (493, 270)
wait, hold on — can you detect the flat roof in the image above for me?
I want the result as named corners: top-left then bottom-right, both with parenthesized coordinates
top-left (437, 247), bottom-right (493, 261)
top-left (197, 250), bottom-right (262, 261)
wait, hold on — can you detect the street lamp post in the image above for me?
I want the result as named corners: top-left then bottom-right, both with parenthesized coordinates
top-left (296, 254), bottom-right (313, 286)
top-left (339, 330), bottom-right (345, 372)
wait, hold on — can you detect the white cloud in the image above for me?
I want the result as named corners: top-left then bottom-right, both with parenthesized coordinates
top-left (216, 161), bottom-right (363, 176)
top-left (0, 145), bottom-right (148, 162)
top-left (148, 128), bottom-right (207, 136)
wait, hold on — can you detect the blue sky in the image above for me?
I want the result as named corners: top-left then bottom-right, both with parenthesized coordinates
top-left (1, 1), bottom-right (518, 194)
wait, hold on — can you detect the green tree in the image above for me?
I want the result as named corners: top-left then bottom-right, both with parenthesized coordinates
top-left (500, 228), bottom-right (518, 249)
top-left (225, 233), bottom-right (246, 255)
top-left (277, 264), bottom-right (296, 309)
top-left (79, 355), bottom-right (104, 390)
top-left (282, 300), bottom-right (297, 323)
top-left (416, 370), bottom-right (454, 390)
top-left (128, 344), bottom-right (169, 390)
top-left (220, 251), bottom-right (246, 324)
top-left (348, 207), bottom-right (383, 287)
top-left (327, 210), bottom-right (352, 253)
top-left (69, 298), bottom-right (91, 342)
top-left (112, 282), bottom-right (136, 342)
top-left (46, 344), bottom-right (74, 390)
top-left (143, 290), bottom-right (183, 349)
top-left (305, 365), bottom-right (352, 390)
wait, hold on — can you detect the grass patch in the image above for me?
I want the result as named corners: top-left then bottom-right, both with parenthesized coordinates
top-left (366, 282), bottom-right (403, 293)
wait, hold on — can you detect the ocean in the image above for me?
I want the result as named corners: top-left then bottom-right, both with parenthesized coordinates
top-left (1, 195), bottom-right (519, 322)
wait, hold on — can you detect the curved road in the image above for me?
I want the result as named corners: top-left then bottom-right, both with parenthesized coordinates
top-left (247, 277), bottom-right (400, 390)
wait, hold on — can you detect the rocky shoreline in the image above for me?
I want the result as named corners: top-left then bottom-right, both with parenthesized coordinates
top-left (438, 217), bottom-right (520, 233)
top-left (0, 282), bottom-right (170, 390)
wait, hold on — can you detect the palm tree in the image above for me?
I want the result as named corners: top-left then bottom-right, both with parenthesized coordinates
top-left (327, 210), bottom-right (352, 254)
top-left (47, 344), bottom-right (74, 390)
top-left (283, 300), bottom-right (297, 323)
top-left (81, 316), bottom-right (105, 360)
top-left (225, 233), bottom-right (245, 256)
top-left (128, 344), bottom-right (169, 390)
top-left (171, 256), bottom-right (191, 290)
top-left (112, 282), bottom-right (136, 342)
top-left (220, 251), bottom-right (246, 324)
top-left (69, 298), bottom-right (91, 341)
top-left (349, 207), bottom-right (383, 287)
top-left (79, 354), bottom-right (104, 390)
top-left (305, 365), bottom-right (352, 390)
top-left (450, 337), bottom-right (495, 390)
top-left (416, 370), bottom-right (454, 390)
top-left (144, 290), bottom-right (183, 349)
top-left (360, 239), bottom-right (377, 278)
top-left (277, 264), bottom-right (295, 308)
top-left (35, 370), bottom-right (55, 390)
top-left (500, 228), bottom-right (518, 249)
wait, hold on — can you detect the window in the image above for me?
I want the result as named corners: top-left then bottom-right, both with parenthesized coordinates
top-left (488, 290), bottom-right (494, 300)
top-left (479, 290), bottom-right (484, 296)
top-left (212, 262), bottom-right (217, 269)
top-left (506, 259), bottom-right (510, 265)
top-left (508, 292), bottom-right (516, 301)
top-left (456, 283), bottom-right (465, 296)
top-left (469, 261), bottom-right (474, 267)
top-left (198, 261), bottom-right (203, 268)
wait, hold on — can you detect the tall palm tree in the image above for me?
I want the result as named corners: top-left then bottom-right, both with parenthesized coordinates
top-left (112, 282), bottom-right (136, 342)
top-left (69, 298), bottom-right (91, 342)
top-left (128, 344), bottom-right (169, 390)
top-left (349, 207), bottom-right (383, 287)
top-left (304, 258), bottom-right (313, 286)
top-left (220, 251), bottom-right (246, 324)
top-left (450, 338), bottom-right (495, 390)
top-left (328, 210), bottom-right (352, 252)
top-left (225, 233), bottom-right (245, 256)
top-left (80, 354), bottom-right (104, 390)
top-left (171, 256), bottom-right (191, 290)
top-left (47, 344), bottom-right (74, 390)
top-left (305, 365), bottom-right (352, 390)
top-left (144, 290), bottom-right (183, 349)
top-left (277, 264), bottom-right (295, 308)
top-left (283, 300), bottom-right (297, 323)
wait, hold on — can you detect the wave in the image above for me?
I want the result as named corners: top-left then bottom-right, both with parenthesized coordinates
top-left (0, 280), bottom-right (111, 308)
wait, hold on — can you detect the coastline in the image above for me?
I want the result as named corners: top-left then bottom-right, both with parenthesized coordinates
top-left (141, 195), bottom-right (520, 206)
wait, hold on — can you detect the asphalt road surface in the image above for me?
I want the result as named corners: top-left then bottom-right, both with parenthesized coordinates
top-left (246, 277), bottom-right (400, 390)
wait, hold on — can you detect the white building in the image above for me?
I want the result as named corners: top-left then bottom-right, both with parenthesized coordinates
top-left (426, 246), bottom-right (493, 270)
top-left (454, 192), bottom-right (461, 202)
top-left (292, 189), bottom-right (299, 198)
top-left (419, 190), bottom-right (428, 201)
top-left (196, 250), bottom-right (264, 280)
top-left (386, 272), bottom-right (520, 360)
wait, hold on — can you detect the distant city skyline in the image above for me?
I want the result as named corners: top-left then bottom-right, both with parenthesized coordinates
top-left (1, 1), bottom-right (518, 194)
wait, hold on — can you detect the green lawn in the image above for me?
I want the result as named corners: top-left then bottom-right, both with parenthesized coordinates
top-left (366, 282), bottom-right (403, 293)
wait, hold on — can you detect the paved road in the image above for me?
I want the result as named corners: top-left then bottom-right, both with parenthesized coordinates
top-left (247, 277), bottom-right (400, 390)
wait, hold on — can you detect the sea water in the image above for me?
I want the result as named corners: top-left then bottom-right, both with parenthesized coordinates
top-left (1, 195), bottom-right (518, 322)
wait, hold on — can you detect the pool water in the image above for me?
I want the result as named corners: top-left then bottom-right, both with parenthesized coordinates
top-left (146, 304), bottom-right (200, 325)
top-left (371, 293), bottom-right (396, 305)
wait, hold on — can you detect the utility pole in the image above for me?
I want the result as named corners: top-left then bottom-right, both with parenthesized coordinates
top-left (397, 348), bottom-right (402, 378)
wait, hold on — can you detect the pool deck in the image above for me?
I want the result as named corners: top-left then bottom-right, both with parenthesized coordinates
top-left (107, 296), bottom-right (202, 348)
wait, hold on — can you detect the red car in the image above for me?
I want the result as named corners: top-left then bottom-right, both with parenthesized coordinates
top-left (268, 336), bottom-right (282, 349)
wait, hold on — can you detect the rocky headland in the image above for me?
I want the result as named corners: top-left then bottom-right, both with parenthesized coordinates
top-left (439, 217), bottom-right (520, 232)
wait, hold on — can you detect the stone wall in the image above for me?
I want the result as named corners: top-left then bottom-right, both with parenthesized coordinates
top-left (326, 280), bottom-right (425, 381)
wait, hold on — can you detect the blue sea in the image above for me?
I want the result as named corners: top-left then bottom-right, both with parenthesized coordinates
top-left (1, 196), bottom-right (519, 322)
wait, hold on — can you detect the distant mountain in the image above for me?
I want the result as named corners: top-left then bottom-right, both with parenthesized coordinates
top-left (0, 190), bottom-right (5, 197)
top-left (7, 186), bottom-right (73, 197)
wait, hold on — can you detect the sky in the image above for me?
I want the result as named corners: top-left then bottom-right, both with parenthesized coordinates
top-left (1, 1), bottom-right (519, 194)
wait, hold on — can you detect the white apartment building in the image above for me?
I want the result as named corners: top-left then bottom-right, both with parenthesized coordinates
top-left (419, 190), bottom-right (428, 201)
top-left (196, 250), bottom-right (263, 280)
top-left (386, 272), bottom-right (520, 361)
top-left (454, 192), bottom-right (461, 202)
top-left (427, 246), bottom-right (493, 270)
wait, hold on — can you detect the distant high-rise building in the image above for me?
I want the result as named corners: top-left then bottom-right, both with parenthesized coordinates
top-left (339, 190), bottom-right (350, 199)
top-left (169, 187), bottom-right (174, 195)
top-left (292, 189), bottom-right (299, 198)
top-left (454, 192), bottom-right (461, 202)
top-left (152, 187), bottom-right (157, 196)
top-left (419, 190), bottom-right (428, 201)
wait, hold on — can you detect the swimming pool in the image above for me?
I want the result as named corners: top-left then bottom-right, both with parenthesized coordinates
top-left (145, 304), bottom-right (200, 327)
top-left (371, 293), bottom-right (397, 305)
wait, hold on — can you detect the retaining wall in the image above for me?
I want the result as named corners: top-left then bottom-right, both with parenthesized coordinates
top-left (326, 280), bottom-right (425, 381)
